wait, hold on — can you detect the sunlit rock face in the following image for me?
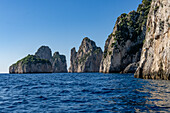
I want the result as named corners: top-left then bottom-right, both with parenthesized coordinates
top-left (135, 0), bottom-right (170, 80)
top-left (99, 0), bottom-right (152, 73)
top-left (68, 37), bottom-right (103, 73)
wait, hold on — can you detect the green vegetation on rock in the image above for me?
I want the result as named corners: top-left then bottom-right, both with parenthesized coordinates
top-left (53, 52), bottom-right (66, 63)
top-left (107, 0), bottom-right (152, 52)
top-left (12, 55), bottom-right (51, 66)
top-left (154, 6), bottom-right (159, 13)
top-left (104, 50), bottom-right (108, 58)
top-left (109, 51), bottom-right (112, 55)
top-left (94, 48), bottom-right (101, 54)
top-left (111, 42), bottom-right (116, 48)
top-left (78, 52), bottom-right (90, 64)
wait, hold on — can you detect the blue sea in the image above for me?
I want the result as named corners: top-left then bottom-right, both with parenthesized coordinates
top-left (0, 73), bottom-right (169, 113)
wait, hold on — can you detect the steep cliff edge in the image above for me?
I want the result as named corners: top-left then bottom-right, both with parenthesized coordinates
top-left (100, 0), bottom-right (152, 73)
top-left (135, 0), bottom-right (170, 80)
top-left (68, 37), bottom-right (103, 72)
top-left (9, 55), bottom-right (52, 73)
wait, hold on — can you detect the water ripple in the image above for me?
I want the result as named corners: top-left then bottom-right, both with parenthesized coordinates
top-left (0, 73), bottom-right (169, 112)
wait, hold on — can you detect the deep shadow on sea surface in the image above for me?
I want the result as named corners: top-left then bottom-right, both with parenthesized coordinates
top-left (0, 73), bottom-right (169, 112)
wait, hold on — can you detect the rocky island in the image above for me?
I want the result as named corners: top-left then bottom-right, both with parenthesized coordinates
top-left (9, 46), bottom-right (67, 73)
top-left (68, 37), bottom-right (103, 73)
top-left (9, 55), bottom-right (52, 74)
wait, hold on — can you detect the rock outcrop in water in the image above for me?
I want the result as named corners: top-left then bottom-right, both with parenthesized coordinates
top-left (122, 62), bottom-right (139, 74)
top-left (99, 0), bottom-right (152, 73)
top-left (9, 55), bottom-right (52, 73)
top-left (68, 37), bottom-right (103, 72)
top-left (135, 0), bottom-right (170, 80)
top-left (51, 52), bottom-right (67, 73)
top-left (9, 46), bottom-right (67, 73)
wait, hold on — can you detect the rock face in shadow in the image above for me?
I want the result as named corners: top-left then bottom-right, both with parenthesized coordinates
top-left (99, 0), bottom-right (152, 73)
top-left (9, 46), bottom-right (67, 73)
top-left (122, 62), bottom-right (139, 74)
top-left (68, 47), bottom-right (77, 72)
top-left (68, 37), bottom-right (103, 73)
top-left (135, 0), bottom-right (170, 80)
top-left (35, 46), bottom-right (52, 61)
top-left (51, 52), bottom-right (67, 73)
top-left (9, 55), bottom-right (52, 74)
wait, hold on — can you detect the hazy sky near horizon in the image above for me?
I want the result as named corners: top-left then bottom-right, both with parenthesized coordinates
top-left (0, 0), bottom-right (142, 73)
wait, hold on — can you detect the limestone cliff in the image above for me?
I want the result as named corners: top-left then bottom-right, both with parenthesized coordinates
top-left (135, 0), bottom-right (170, 80)
top-left (51, 52), bottom-right (67, 73)
top-left (100, 0), bottom-right (152, 73)
top-left (35, 46), bottom-right (67, 73)
top-left (9, 46), bottom-right (68, 73)
top-left (35, 46), bottom-right (52, 61)
top-left (9, 55), bottom-right (52, 74)
top-left (69, 37), bottom-right (103, 72)
top-left (68, 47), bottom-right (77, 72)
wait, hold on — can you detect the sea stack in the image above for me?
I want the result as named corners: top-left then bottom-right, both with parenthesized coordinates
top-left (99, 0), bottom-right (152, 73)
top-left (35, 46), bottom-right (67, 73)
top-left (9, 46), bottom-right (67, 73)
top-left (68, 37), bottom-right (103, 73)
top-left (51, 52), bottom-right (67, 73)
top-left (135, 0), bottom-right (170, 80)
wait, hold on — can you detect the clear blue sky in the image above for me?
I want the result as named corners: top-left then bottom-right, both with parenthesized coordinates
top-left (0, 0), bottom-right (142, 73)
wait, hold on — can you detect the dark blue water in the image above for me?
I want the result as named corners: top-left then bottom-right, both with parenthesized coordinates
top-left (0, 73), bottom-right (170, 112)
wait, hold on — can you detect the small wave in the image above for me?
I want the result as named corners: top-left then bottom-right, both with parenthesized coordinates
top-left (60, 90), bottom-right (70, 93)
top-left (0, 73), bottom-right (169, 112)
top-left (36, 96), bottom-right (48, 100)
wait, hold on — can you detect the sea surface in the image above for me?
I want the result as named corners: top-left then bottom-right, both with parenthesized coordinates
top-left (0, 73), bottom-right (169, 113)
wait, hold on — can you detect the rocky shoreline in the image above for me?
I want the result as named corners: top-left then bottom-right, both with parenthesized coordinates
top-left (9, 0), bottom-right (169, 80)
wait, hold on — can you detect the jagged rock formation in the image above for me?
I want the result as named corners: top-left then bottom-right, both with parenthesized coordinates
top-left (35, 46), bottom-right (52, 61)
top-left (51, 52), bottom-right (67, 73)
top-left (68, 37), bottom-right (103, 72)
top-left (100, 0), bottom-right (152, 73)
top-left (9, 46), bottom-right (67, 73)
top-left (9, 55), bottom-right (52, 73)
top-left (135, 0), bottom-right (170, 80)
top-left (68, 47), bottom-right (77, 72)
top-left (122, 62), bottom-right (139, 74)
